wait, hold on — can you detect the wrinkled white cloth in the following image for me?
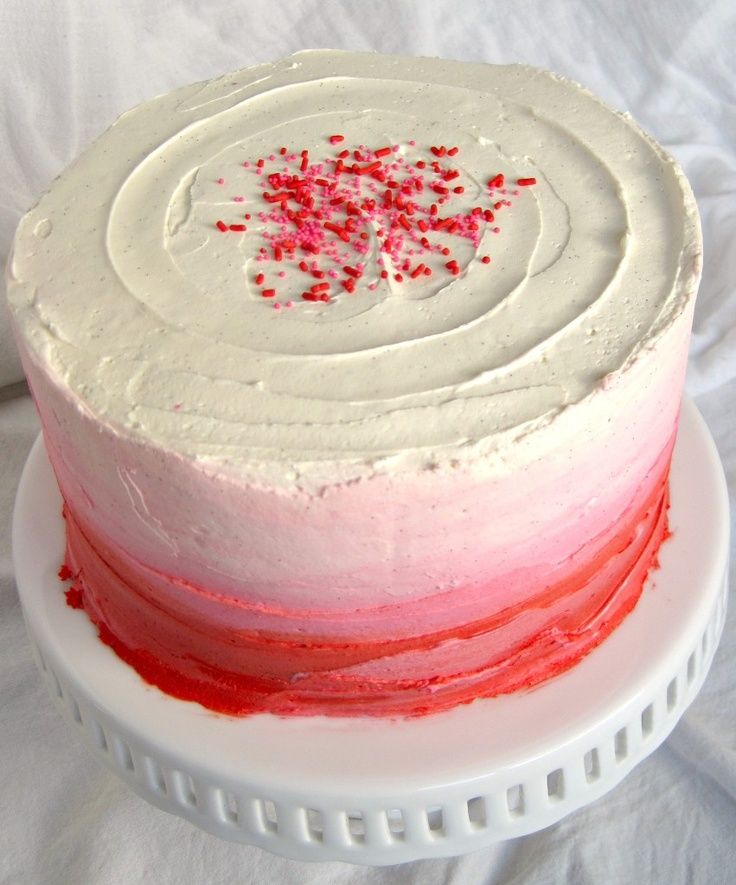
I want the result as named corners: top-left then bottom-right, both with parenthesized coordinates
top-left (1, 2), bottom-right (734, 882)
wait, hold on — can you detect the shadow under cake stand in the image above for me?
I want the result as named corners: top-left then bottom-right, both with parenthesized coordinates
top-left (12, 398), bottom-right (730, 865)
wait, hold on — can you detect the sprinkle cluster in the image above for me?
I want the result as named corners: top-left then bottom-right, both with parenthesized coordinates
top-left (213, 137), bottom-right (536, 310)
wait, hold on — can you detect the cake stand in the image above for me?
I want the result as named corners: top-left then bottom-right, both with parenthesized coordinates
top-left (12, 398), bottom-right (730, 866)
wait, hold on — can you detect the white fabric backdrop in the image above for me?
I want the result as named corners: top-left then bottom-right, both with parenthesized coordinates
top-left (1, 2), bottom-right (734, 882)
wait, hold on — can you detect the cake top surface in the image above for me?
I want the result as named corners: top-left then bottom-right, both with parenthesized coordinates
top-left (7, 50), bottom-right (701, 485)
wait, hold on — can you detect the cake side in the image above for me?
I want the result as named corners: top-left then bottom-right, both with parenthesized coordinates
top-left (6, 51), bottom-right (701, 716)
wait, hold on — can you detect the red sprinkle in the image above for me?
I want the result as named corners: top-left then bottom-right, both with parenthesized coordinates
top-left (329, 134), bottom-right (345, 144)
top-left (517, 177), bottom-right (537, 186)
top-left (261, 289), bottom-right (276, 298)
top-left (374, 146), bottom-right (392, 158)
top-left (255, 273), bottom-right (265, 285)
top-left (481, 256), bottom-right (491, 264)
top-left (215, 220), bottom-right (228, 232)
top-left (355, 161), bottom-right (382, 176)
top-left (229, 224), bottom-right (247, 232)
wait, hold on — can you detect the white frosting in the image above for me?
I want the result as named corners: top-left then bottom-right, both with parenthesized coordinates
top-left (7, 51), bottom-right (701, 487)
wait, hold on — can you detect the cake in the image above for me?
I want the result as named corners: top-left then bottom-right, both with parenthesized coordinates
top-left (6, 51), bottom-right (701, 718)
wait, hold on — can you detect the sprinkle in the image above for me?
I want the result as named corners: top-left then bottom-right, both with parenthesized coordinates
top-left (233, 196), bottom-right (245, 202)
top-left (215, 220), bottom-right (228, 232)
top-left (343, 265), bottom-right (362, 278)
top-left (329, 134), bottom-right (345, 144)
top-left (229, 224), bottom-right (247, 232)
top-left (487, 173), bottom-right (504, 189)
top-left (481, 256), bottom-right (491, 264)
top-left (430, 145), bottom-right (446, 157)
top-left (273, 302), bottom-right (282, 310)
top-left (374, 146), bottom-right (392, 158)
top-left (355, 161), bottom-right (382, 175)
top-left (447, 146), bottom-right (459, 156)
top-left (216, 177), bottom-right (225, 185)
top-left (255, 273), bottom-right (265, 285)
top-left (262, 288), bottom-right (276, 298)
top-left (517, 177), bottom-right (537, 186)
top-left (410, 263), bottom-right (426, 279)
top-left (324, 222), bottom-right (351, 242)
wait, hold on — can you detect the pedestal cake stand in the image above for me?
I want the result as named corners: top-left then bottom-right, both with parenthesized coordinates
top-left (12, 398), bottom-right (730, 866)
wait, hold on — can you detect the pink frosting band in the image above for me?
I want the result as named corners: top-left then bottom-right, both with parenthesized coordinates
top-left (60, 435), bottom-right (673, 718)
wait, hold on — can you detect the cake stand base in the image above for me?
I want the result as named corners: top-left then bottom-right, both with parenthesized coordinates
top-left (12, 399), bottom-right (730, 865)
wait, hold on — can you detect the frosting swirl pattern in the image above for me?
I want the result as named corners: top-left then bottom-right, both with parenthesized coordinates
top-left (9, 51), bottom-right (700, 486)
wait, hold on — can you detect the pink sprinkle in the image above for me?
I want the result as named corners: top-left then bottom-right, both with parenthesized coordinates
top-left (242, 161), bottom-right (250, 168)
top-left (173, 403), bottom-right (182, 411)
top-left (285, 300), bottom-right (294, 308)
top-left (273, 302), bottom-right (282, 311)
top-left (217, 177), bottom-right (225, 185)
top-left (408, 140), bottom-right (416, 146)
top-left (233, 196), bottom-right (245, 202)
top-left (493, 227), bottom-right (501, 233)
top-left (278, 271), bottom-right (286, 278)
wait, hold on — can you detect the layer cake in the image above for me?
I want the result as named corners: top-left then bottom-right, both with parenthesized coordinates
top-left (6, 51), bottom-right (702, 717)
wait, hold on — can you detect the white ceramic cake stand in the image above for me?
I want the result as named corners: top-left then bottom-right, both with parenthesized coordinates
top-left (12, 398), bottom-right (730, 866)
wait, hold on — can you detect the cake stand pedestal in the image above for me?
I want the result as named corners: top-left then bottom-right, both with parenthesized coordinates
top-left (12, 399), bottom-right (730, 866)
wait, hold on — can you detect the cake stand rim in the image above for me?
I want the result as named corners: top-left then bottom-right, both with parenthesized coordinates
top-left (12, 398), bottom-right (730, 815)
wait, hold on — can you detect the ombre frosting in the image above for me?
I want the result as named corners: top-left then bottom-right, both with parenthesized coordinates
top-left (6, 51), bottom-right (702, 717)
